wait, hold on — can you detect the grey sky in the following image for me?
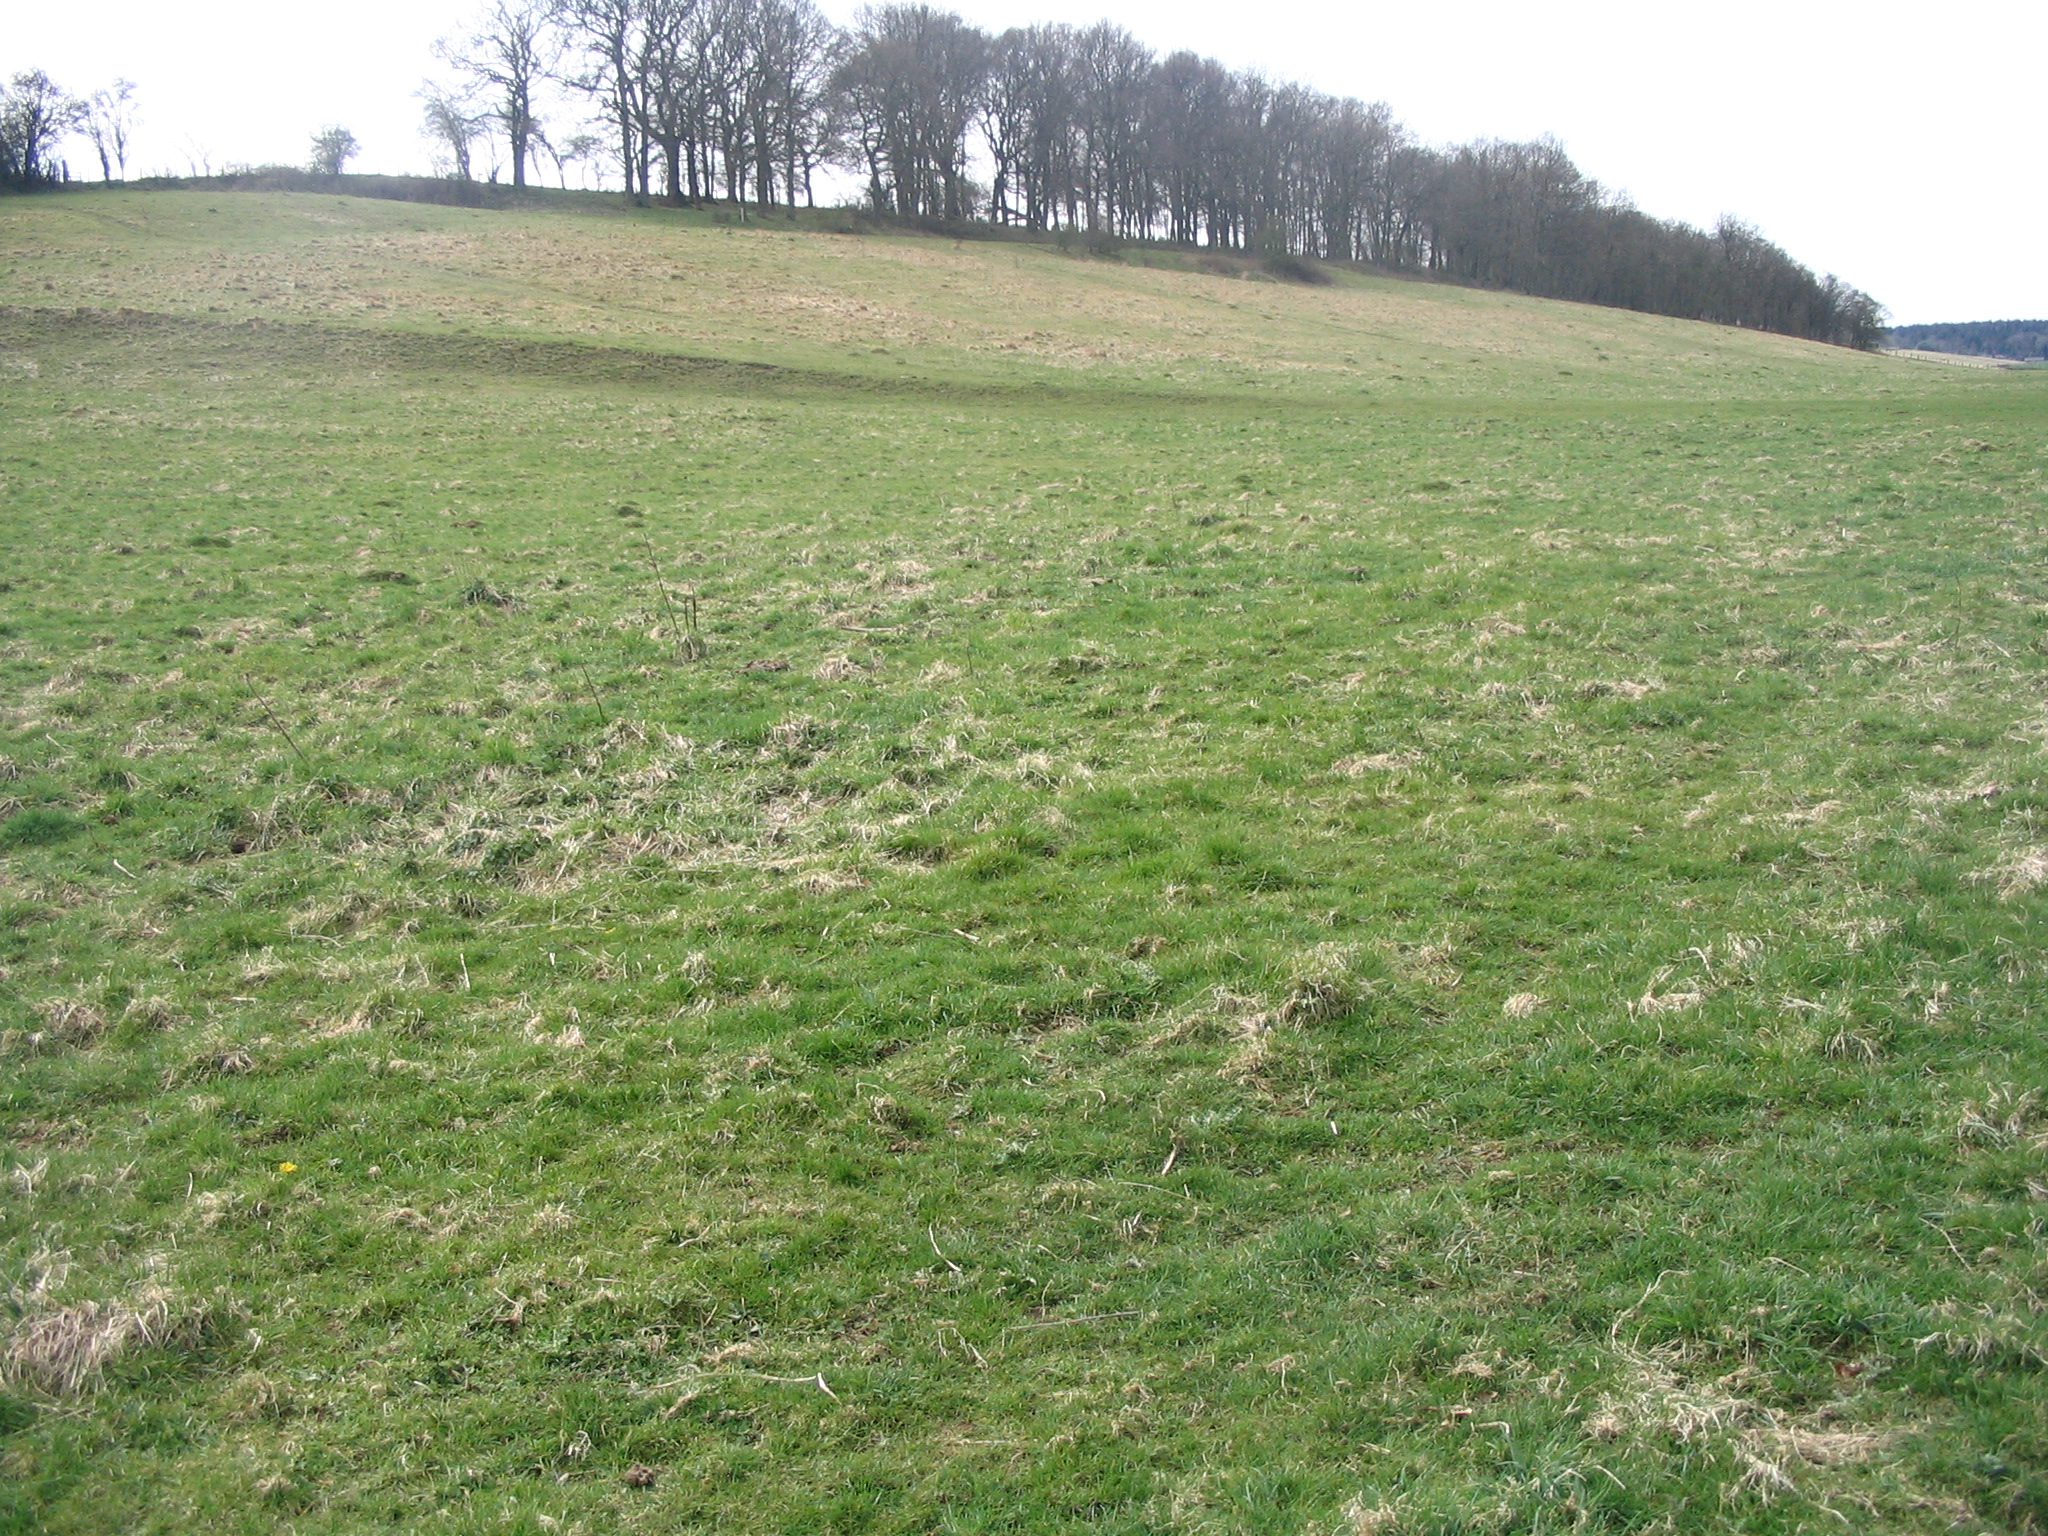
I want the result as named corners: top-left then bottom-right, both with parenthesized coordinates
top-left (13, 0), bottom-right (2041, 322)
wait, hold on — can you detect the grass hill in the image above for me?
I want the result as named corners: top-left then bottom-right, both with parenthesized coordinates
top-left (2, 190), bottom-right (2045, 1535)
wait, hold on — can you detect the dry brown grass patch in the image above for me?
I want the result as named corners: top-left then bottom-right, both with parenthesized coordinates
top-left (120, 996), bottom-right (181, 1031)
top-left (1982, 846), bottom-right (2048, 901)
top-left (1956, 1086), bottom-right (2042, 1148)
top-left (1276, 945), bottom-right (1363, 1024)
top-left (29, 997), bottom-right (108, 1049)
top-left (798, 868), bottom-right (870, 895)
top-left (813, 654), bottom-right (865, 683)
top-left (1332, 750), bottom-right (1421, 777)
top-left (2, 1283), bottom-right (230, 1397)
top-left (1579, 678), bottom-right (1662, 700)
top-left (1630, 967), bottom-right (1704, 1018)
top-left (1598, 1339), bottom-right (1900, 1503)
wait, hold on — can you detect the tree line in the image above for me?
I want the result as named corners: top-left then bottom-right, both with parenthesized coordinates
top-left (1885, 320), bottom-right (2048, 362)
top-left (425, 0), bottom-right (1881, 347)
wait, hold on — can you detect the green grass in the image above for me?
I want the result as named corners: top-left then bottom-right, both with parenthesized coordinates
top-left (2, 189), bottom-right (2046, 1535)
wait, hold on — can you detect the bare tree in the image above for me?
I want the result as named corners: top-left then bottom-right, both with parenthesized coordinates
top-left (421, 84), bottom-right (483, 182)
top-left (742, 0), bottom-right (831, 212)
top-left (554, 132), bottom-right (605, 188)
top-left (696, 0), bottom-right (753, 203)
top-left (560, 0), bottom-right (655, 200)
top-left (82, 80), bottom-right (137, 182)
top-left (778, 0), bottom-right (840, 209)
top-left (0, 70), bottom-right (82, 190)
top-left (438, 0), bottom-right (559, 190)
top-left (979, 25), bottom-right (1076, 229)
top-left (833, 5), bottom-right (987, 222)
top-left (637, 0), bottom-right (704, 204)
top-left (1073, 22), bottom-right (1150, 236)
top-left (309, 126), bottom-right (360, 176)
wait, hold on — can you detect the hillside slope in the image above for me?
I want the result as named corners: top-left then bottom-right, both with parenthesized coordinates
top-left (6, 190), bottom-right (1908, 400)
top-left (1, 192), bottom-right (2045, 1536)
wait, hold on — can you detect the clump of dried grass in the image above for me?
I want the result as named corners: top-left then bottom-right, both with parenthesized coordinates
top-left (1271, 945), bottom-right (1363, 1026)
top-left (1014, 752), bottom-right (1090, 790)
top-left (761, 715), bottom-right (824, 760)
top-left (121, 996), bottom-right (181, 1031)
top-left (1218, 950), bottom-right (1361, 1084)
top-left (1983, 846), bottom-right (2048, 901)
top-left (22, 997), bottom-right (109, 1050)
top-left (1956, 1085), bottom-right (2041, 1148)
top-left (1578, 678), bottom-right (1662, 700)
top-left (1341, 1497), bottom-right (1403, 1534)
top-left (1630, 967), bottom-right (1704, 1018)
top-left (459, 578), bottom-right (518, 610)
top-left (1332, 750), bottom-right (1420, 778)
top-left (814, 654), bottom-right (865, 683)
top-left (1276, 973), bottom-right (1352, 1026)
top-left (1594, 1338), bottom-right (1899, 1504)
top-left (2, 1284), bottom-right (230, 1397)
top-left (1221, 1015), bottom-right (1279, 1085)
top-left (1781, 799), bottom-right (1844, 828)
top-left (799, 868), bottom-right (869, 895)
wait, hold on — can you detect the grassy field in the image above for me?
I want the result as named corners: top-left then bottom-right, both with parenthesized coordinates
top-left (2, 189), bottom-right (2045, 1535)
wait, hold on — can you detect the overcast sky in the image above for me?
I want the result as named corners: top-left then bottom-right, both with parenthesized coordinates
top-left (12, 0), bottom-right (2041, 322)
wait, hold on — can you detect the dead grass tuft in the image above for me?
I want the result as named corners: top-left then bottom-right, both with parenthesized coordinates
top-left (1332, 751), bottom-right (1421, 777)
top-left (762, 715), bottom-right (824, 759)
top-left (2, 1284), bottom-right (229, 1396)
top-left (1824, 1028), bottom-right (1882, 1062)
top-left (1501, 992), bottom-right (1545, 1020)
top-left (1781, 799), bottom-right (1844, 828)
top-left (1599, 1338), bottom-right (1899, 1504)
top-left (799, 868), bottom-right (869, 895)
top-left (29, 997), bottom-right (108, 1049)
top-left (1218, 952), bottom-right (1360, 1083)
top-left (1012, 752), bottom-right (1089, 790)
top-left (9, 1161), bottom-right (51, 1199)
top-left (1342, 1497), bottom-right (1403, 1534)
top-left (223, 1368), bottom-right (291, 1422)
top-left (525, 1015), bottom-right (586, 1050)
top-left (309, 1008), bottom-right (376, 1041)
top-left (6, 1244), bottom-right (71, 1303)
top-left (1771, 1425), bottom-right (1895, 1466)
top-left (1983, 846), bottom-right (2048, 901)
top-left (121, 996), bottom-right (181, 1031)
top-left (814, 654), bottom-right (865, 683)
top-left (1580, 678), bottom-right (1662, 700)
top-left (459, 578), bottom-right (518, 610)
top-left (1957, 1086), bottom-right (2041, 1148)
top-left (531, 1202), bottom-right (578, 1234)
top-left (1631, 968), bottom-right (1704, 1018)
top-left (1734, 1451), bottom-right (1798, 1501)
top-left (1220, 1015), bottom-right (1277, 1084)
top-left (1275, 947), bottom-right (1360, 1025)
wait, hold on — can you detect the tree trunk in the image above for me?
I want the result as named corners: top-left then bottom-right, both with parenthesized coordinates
top-left (664, 141), bottom-right (684, 205)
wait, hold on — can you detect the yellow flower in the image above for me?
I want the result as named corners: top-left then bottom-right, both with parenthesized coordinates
top-left (278, 1161), bottom-right (298, 1175)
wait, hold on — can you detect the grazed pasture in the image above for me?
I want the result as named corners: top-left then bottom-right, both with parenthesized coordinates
top-left (2, 191), bottom-right (2045, 1534)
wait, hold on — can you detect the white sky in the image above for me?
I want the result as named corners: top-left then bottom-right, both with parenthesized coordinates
top-left (11, 0), bottom-right (2042, 322)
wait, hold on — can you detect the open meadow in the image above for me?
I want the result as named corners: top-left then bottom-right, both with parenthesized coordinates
top-left (2, 190), bottom-right (2045, 1534)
